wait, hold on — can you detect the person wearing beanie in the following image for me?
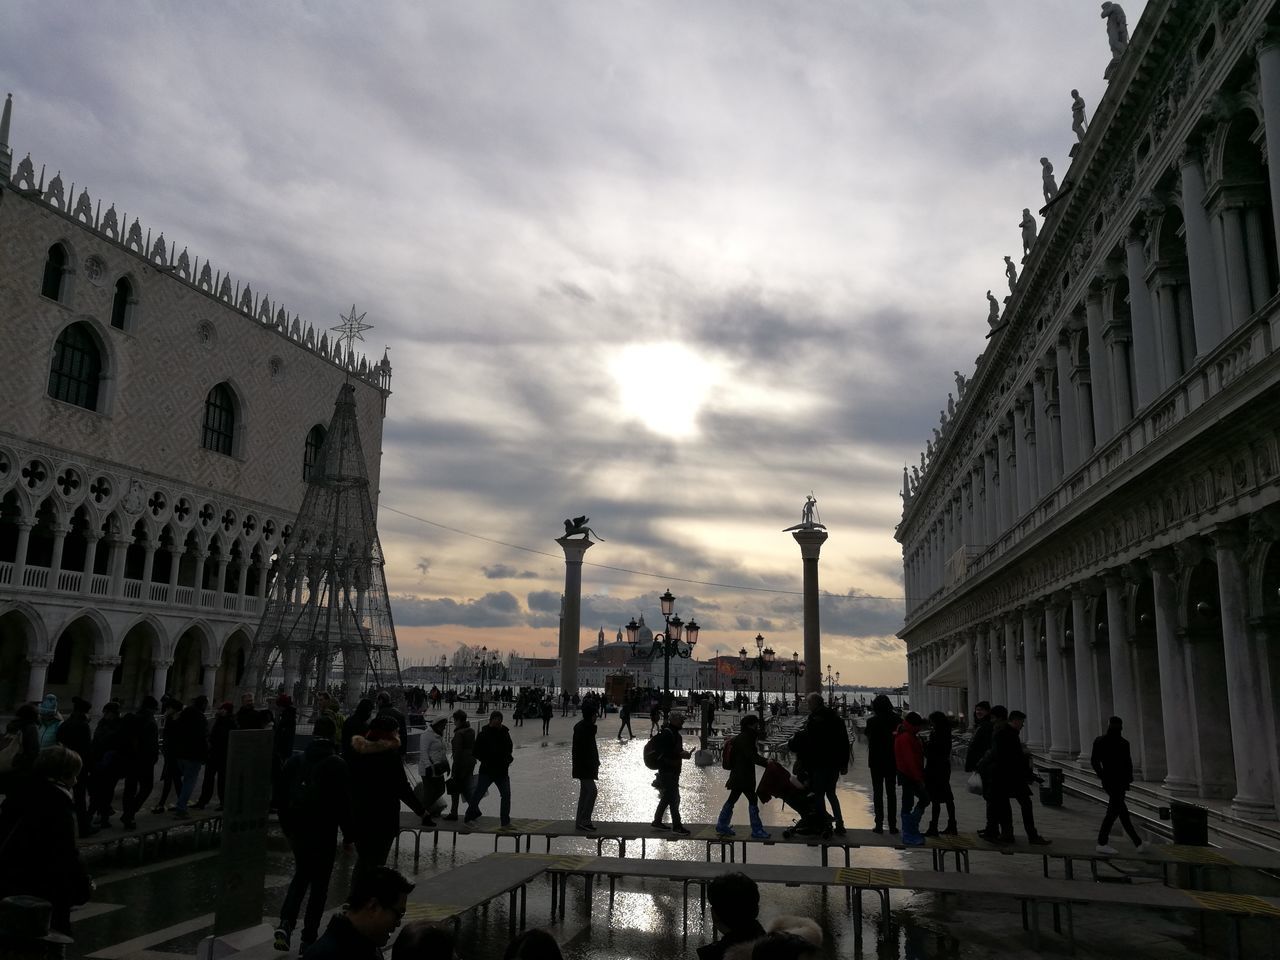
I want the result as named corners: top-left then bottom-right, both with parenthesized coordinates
top-left (36, 694), bottom-right (63, 749)
top-left (195, 701), bottom-right (235, 811)
top-left (416, 716), bottom-right (450, 827)
top-left (893, 712), bottom-right (929, 845)
top-left (864, 694), bottom-right (899, 834)
top-left (650, 711), bottom-right (693, 835)
top-left (55, 696), bottom-right (95, 836)
top-left (443, 710), bottom-right (475, 821)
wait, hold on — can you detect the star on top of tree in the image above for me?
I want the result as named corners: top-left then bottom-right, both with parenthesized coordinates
top-left (331, 304), bottom-right (372, 353)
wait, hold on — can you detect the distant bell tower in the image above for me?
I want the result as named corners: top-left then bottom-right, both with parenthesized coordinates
top-left (597, 626), bottom-right (605, 650)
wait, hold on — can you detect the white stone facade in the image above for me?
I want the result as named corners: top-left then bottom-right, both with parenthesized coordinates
top-left (0, 108), bottom-right (391, 715)
top-left (899, 0), bottom-right (1280, 821)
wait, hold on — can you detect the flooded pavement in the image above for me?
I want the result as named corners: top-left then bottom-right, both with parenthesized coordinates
top-left (66, 728), bottom-right (1204, 959)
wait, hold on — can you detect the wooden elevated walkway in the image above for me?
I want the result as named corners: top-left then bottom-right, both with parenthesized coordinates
top-left (75, 809), bottom-right (223, 863)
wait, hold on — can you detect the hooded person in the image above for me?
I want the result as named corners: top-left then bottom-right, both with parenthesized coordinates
top-left (443, 710), bottom-right (475, 821)
top-left (864, 694), bottom-right (899, 834)
top-left (696, 872), bottom-right (766, 960)
top-left (347, 715), bottom-right (426, 880)
top-left (893, 712), bottom-right (928, 845)
top-left (923, 710), bottom-right (957, 835)
top-left (715, 715), bottom-right (770, 839)
top-left (36, 695), bottom-right (62, 749)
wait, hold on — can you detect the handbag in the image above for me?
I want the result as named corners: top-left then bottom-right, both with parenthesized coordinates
top-left (966, 770), bottom-right (984, 796)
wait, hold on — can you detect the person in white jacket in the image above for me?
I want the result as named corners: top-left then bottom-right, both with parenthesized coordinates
top-left (418, 717), bottom-right (450, 825)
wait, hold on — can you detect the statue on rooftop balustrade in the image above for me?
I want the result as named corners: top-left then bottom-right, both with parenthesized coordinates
top-left (1004, 256), bottom-right (1018, 294)
top-left (1041, 158), bottom-right (1059, 203)
top-left (987, 290), bottom-right (1000, 327)
top-left (1020, 209), bottom-right (1038, 260)
top-left (1071, 90), bottom-right (1088, 141)
top-left (1101, 3), bottom-right (1128, 60)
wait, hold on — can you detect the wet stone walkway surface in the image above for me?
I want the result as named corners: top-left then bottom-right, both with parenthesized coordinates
top-left (64, 716), bottom-right (1257, 959)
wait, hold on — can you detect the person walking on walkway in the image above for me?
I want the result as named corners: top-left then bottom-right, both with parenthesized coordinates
top-left (195, 701), bottom-right (234, 811)
top-left (89, 700), bottom-right (123, 827)
top-left (347, 716), bottom-right (426, 879)
top-left (465, 711), bottom-right (515, 829)
top-left (715, 715), bottom-right (770, 839)
top-left (923, 710), bottom-right (956, 835)
top-left (989, 708), bottom-right (1050, 845)
top-left (650, 711), bottom-right (692, 835)
top-left (443, 710), bottom-right (475, 821)
top-left (617, 700), bottom-right (633, 740)
top-left (965, 700), bottom-right (996, 838)
top-left (1091, 715), bottom-right (1145, 854)
top-left (120, 696), bottom-right (159, 829)
top-left (798, 692), bottom-right (850, 834)
top-left (171, 695), bottom-right (209, 818)
top-left (864, 694), bottom-right (898, 835)
top-left (540, 698), bottom-right (553, 736)
top-left (274, 715), bottom-right (354, 954)
top-left (56, 696), bottom-right (95, 836)
top-left (418, 717), bottom-right (450, 827)
top-left (153, 698), bottom-right (183, 813)
top-left (572, 705), bottom-right (600, 830)
top-left (893, 711), bottom-right (929, 845)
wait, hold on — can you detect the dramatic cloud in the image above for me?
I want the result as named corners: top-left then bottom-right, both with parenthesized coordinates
top-left (1, 1), bottom-right (1147, 683)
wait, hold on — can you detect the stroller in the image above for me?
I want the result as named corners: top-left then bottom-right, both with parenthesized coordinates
top-left (756, 760), bottom-right (834, 839)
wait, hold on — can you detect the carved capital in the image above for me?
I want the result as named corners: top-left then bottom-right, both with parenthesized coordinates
top-left (89, 656), bottom-right (122, 670)
top-left (1146, 548), bottom-right (1177, 576)
top-left (28, 654), bottom-right (54, 667)
top-left (151, 658), bottom-right (174, 671)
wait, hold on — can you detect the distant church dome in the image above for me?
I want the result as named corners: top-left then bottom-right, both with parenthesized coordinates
top-left (635, 614), bottom-right (653, 645)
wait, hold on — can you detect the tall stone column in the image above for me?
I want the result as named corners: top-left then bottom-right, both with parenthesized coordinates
top-left (1103, 571), bottom-right (1137, 731)
top-left (1054, 334), bottom-right (1081, 473)
top-left (1177, 143), bottom-right (1224, 358)
top-left (11, 519), bottom-right (33, 585)
top-left (975, 625), bottom-right (991, 705)
top-left (556, 535), bottom-right (596, 695)
top-left (1004, 615), bottom-right (1022, 708)
top-left (1032, 369), bottom-right (1055, 488)
top-left (1148, 551), bottom-right (1198, 794)
top-left (1124, 230), bottom-right (1160, 409)
top-left (1044, 595), bottom-right (1073, 761)
top-left (202, 661), bottom-right (219, 703)
top-left (792, 527), bottom-right (829, 695)
top-left (1084, 285), bottom-right (1115, 444)
top-left (965, 632), bottom-right (979, 717)
top-left (192, 549), bottom-right (208, 599)
top-left (151, 659), bottom-right (173, 703)
top-left (80, 532), bottom-right (100, 597)
top-left (48, 524), bottom-right (69, 588)
top-left (1021, 606), bottom-right (1044, 750)
top-left (998, 422), bottom-right (1016, 526)
top-left (982, 448), bottom-right (998, 543)
top-left (1071, 585), bottom-right (1100, 762)
top-left (89, 656), bottom-right (121, 718)
top-left (1013, 398), bottom-right (1032, 515)
top-left (1211, 525), bottom-right (1278, 818)
top-left (108, 537), bottom-right (128, 597)
top-left (25, 654), bottom-right (52, 703)
top-left (1218, 205), bottom-right (1254, 330)
top-left (1152, 277), bottom-right (1186, 386)
top-left (990, 623), bottom-right (1007, 706)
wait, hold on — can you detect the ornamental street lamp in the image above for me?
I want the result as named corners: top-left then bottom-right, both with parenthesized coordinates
top-left (626, 588), bottom-right (700, 723)
top-left (739, 633), bottom-right (775, 720)
top-left (476, 647), bottom-right (500, 711)
top-left (791, 651), bottom-right (805, 711)
top-left (823, 663), bottom-right (840, 704)
top-left (439, 654), bottom-right (451, 696)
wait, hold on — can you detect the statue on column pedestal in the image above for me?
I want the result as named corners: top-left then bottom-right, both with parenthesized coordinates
top-left (783, 494), bottom-right (827, 532)
top-left (562, 515), bottom-right (605, 541)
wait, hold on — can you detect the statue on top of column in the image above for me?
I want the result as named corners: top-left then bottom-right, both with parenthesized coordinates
top-left (783, 494), bottom-right (826, 532)
top-left (1071, 89), bottom-right (1088, 141)
top-left (1101, 3), bottom-right (1128, 61)
top-left (1041, 158), bottom-right (1059, 203)
top-left (562, 515), bottom-right (605, 541)
top-left (1020, 208), bottom-right (1038, 261)
top-left (1004, 255), bottom-right (1018, 294)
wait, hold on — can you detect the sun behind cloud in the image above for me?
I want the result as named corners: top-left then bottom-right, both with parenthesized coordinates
top-left (609, 341), bottom-right (722, 438)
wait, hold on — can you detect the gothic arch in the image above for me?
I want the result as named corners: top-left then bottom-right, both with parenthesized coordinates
top-left (47, 318), bottom-right (117, 416)
top-left (170, 618), bottom-right (216, 665)
top-left (0, 600), bottom-right (50, 659)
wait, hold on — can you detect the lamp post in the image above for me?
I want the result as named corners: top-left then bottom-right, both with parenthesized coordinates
top-left (476, 647), bottom-right (500, 712)
top-left (791, 651), bottom-right (805, 713)
top-left (439, 654), bottom-right (450, 700)
top-left (823, 663), bottom-right (840, 704)
top-left (739, 634), bottom-right (775, 720)
top-left (626, 589), bottom-right (700, 723)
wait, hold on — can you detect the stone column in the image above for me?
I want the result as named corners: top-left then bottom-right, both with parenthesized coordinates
top-left (1044, 595), bottom-right (1073, 761)
top-left (25, 654), bottom-right (52, 703)
top-left (1103, 571), bottom-right (1137, 730)
top-left (139, 543), bottom-right (157, 597)
top-left (192, 549), bottom-right (208, 599)
top-left (1102, 311), bottom-right (1135, 430)
top-left (151, 659), bottom-right (173, 703)
top-left (1071, 585), bottom-right (1100, 762)
top-left (792, 528), bottom-right (829, 696)
top-left (1148, 551), bottom-right (1198, 794)
top-left (557, 534), bottom-right (596, 695)
top-left (108, 536), bottom-right (129, 597)
top-left (11, 519), bottom-right (33, 585)
top-left (1032, 368), bottom-right (1056, 488)
top-left (990, 622), bottom-right (1007, 705)
top-left (1256, 33), bottom-right (1280, 270)
top-left (1219, 205), bottom-right (1253, 330)
top-left (1124, 230), bottom-right (1160, 409)
top-left (1152, 276), bottom-right (1186, 386)
top-left (201, 662), bottom-right (219, 703)
top-left (1084, 285), bottom-right (1115, 444)
top-left (1013, 397), bottom-right (1032, 515)
top-left (1072, 365), bottom-right (1095, 460)
top-left (995, 426), bottom-right (1012, 531)
top-left (1054, 334), bottom-right (1081, 473)
top-left (982, 448), bottom-right (998, 543)
top-left (965, 632), bottom-right (979, 717)
top-left (1210, 525), bottom-right (1278, 818)
top-left (89, 656), bottom-right (121, 718)
top-left (236, 559), bottom-right (251, 602)
top-left (977, 628), bottom-right (992, 705)
top-left (80, 532), bottom-right (100, 596)
top-left (214, 555), bottom-right (230, 596)
top-left (1004, 615), bottom-right (1022, 708)
top-left (1021, 606), bottom-right (1044, 750)
top-left (48, 524), bottom-right (69, 588)
top-left (1177, 144), bottom-right (1224, 357)
top-left (168, 545), bottom-right (182, 594)
top-left (256, 561), bottom-right (270, 599)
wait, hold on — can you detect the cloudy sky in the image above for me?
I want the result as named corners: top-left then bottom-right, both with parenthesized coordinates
top-left (4, 1), bottom-right (1146, 685)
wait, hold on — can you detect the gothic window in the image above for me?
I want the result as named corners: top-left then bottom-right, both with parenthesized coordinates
top-left (41, 243), bottom-right (68, 301)
top-left (110, 277), bottom-right (134, 330)
top-left (47, 323), bottom-right (102, 411)
top-left (202, 382), bottom-right (237, 456)
top-left (303, 424), bottom-right (327, 480)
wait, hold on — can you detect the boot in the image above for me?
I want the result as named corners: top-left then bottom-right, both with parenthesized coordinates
top-left (748, 804), bottom-right (770, 840)
top-left (901, 810), bottom-right (925, 846)
top-left (924, 816), bottom-right (939, 837)
top-left (715, 799), bottom-right (736, 836)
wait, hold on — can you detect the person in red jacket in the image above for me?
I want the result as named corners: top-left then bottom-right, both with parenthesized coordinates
top-left (893, 712), bottom-right (929, 845)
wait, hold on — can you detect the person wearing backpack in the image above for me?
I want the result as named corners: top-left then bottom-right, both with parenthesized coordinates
top-left (274, 715), bottom-right (354, 955)
top-left (715, 715), bottom-right (770, 839)
top-left (650, 711), bottom-right (692, 835)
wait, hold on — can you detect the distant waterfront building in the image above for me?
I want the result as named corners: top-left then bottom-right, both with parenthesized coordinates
top-left (0, 97), bottom-right (391, 714)
top-left (899, 1), bottom-right (1280, 819)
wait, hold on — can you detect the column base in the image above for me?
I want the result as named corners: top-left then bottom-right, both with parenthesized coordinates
top-left (1230, 795), bottom-right (1279, 821)
top-left (1024, 740), bottom-right (1045, 753)
top-left (1161, 776), bottom-right (1199, 797)
top-left (1048, 748), bottom-right (1074, 762)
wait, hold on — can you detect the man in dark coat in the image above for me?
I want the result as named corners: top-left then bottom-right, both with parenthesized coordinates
top-left (650, 711), bottom-right (692, 835)
top-left (195, 701), bottom-right (234, 810)
top-left (55, 695), bottom-right (95, 835)
top-left (120, 696), bottom-right (160, 829)
top-left (171, 694), bottom-right (209, 818)
top-left (696, 872), bottom-right (766, 960)
top-left (375, 692), bottom-right (408, 758)
top-left (443, 710), bottom-right (475, 821)
top-left (465, 711), bottom-right (514, 828)
top-left (1091, 715), bottom-right (1145, 854)
top-left (965, 700), bottom-right (997, 838)
top-left (273, 716), bottom-right (355, 954)
top-left (715, 714), bottom-right (770, 839)
top-left (987, 709), bottom-right (1050, 844)
top-left (271, 694), bottom-right (298, 812)
top-left (152, 698), bottom-right (184, 813)
top-left (89, 700), bottom-right (123, 827)
top-left (864, 694), bottom-right (899, 834)
top-left (347, 717), bottom-right (426, 880)
top-left (572, 705), bottom-right (600, 830)
top-left (236, 692), bottom-right (270, 730)
top-left (304, 866), bottom-right (413, 960)
top-left (799, 692), bottom-right (851, 834)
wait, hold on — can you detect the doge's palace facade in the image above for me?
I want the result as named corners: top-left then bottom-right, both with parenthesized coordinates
top-left (899, 0), bottom-right (1280, 820)
top-left (0, 97), bottom-right (392, 715)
